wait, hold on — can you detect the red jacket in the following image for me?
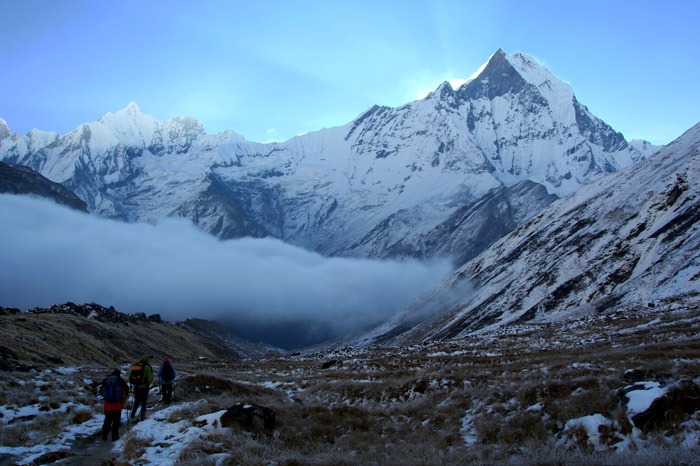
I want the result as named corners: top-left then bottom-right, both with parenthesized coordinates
top-left (100, 376), bottom-right (130, 411)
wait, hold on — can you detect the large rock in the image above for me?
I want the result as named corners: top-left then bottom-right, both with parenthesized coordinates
top-left (632, 379), bottom-right (700, 432)
top-left (220, 402), bottom-right (275, 438)
top-left (620, 379), bottom-right (700, 433)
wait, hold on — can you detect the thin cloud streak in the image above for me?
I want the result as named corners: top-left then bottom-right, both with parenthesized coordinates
top-left (0, 194), bottom-right (452, 336)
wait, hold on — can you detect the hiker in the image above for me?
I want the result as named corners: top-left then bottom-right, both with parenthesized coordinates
top-left (158, 356), bottom-right (176, 403)
top-left (99, 369), bottom-right (129, 441)
top-left (128, 354), bottom-right (154, 421)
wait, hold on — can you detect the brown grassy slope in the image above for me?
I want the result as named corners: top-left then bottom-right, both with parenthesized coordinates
top-left (0, 312), bottom-right (244, 368)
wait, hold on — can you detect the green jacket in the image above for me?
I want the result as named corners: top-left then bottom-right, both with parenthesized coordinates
top-left (128, 355), bottom-right (155, 388)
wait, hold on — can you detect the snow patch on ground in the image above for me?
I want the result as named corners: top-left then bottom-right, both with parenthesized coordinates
top-left (559, 413), bottom-right (612, 451)
top-left (129, 402), bottom-right (227, 465)
top-left (623, 381), bottom-right (667, 415)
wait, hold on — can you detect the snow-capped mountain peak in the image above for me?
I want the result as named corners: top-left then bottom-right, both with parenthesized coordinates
top-left (508, 52), bottom-right (574, 102)
top-left (97, 101), bottom-right (152, 128)
top-left (94, 102), bottom-right (205, 149)
top-left (89, 105), bottom-right (151, 149)
top-left (115, 100), bottom-right (142, 117)
top-left (458, 49), bottom-right (526, 97)
top-left (0, 117), bottom-right (11, 140)
top-left (453, 48), bottom-right (574, 124)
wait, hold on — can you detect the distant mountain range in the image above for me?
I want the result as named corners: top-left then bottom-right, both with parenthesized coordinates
top-left (0, 49), bottom-right (659, 269)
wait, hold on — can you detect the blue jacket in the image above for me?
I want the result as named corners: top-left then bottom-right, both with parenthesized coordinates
top-left (158, 361), bottom-right (176, 385)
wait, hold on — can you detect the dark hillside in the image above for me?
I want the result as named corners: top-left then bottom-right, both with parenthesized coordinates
top-left (0, 161), bottom-right (87, 212)
top-left (0, 303), bottom-right (269, 370)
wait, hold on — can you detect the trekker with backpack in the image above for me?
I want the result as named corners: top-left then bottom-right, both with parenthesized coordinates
top-left (99, 369), bottom-right (129, 441)
top-left (128, 354), bottom-right (154, 421)
top-left (158, 356), bottom-right (176, 403)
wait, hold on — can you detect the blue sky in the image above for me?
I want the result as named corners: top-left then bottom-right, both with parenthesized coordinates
top-left (1, 0), bottom-right (697, 145)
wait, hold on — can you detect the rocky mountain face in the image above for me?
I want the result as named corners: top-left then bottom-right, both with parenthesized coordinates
top-left (0, 50), bottom-right (658, 266)
top-left (361, 122), bottom-right (700, 346)
top-left (0, 161), bottom-right (87, 212)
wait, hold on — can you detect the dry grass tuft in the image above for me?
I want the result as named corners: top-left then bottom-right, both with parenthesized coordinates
top-left (176, 374), bottom-right (257, 401)
top-left (70, 407), bottom-right (94, 424)
top-left (122, 433), bottom-right (155, 462)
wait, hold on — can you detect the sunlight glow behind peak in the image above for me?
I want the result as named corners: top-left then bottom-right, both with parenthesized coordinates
top-left (467, 58), bottom-right (490, 81)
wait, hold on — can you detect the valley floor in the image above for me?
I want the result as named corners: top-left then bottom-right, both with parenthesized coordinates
top-left (1, 303), bottom-right (700, 465)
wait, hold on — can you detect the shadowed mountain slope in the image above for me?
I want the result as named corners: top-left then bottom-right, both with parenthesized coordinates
top-left (0, 161), bottom-right (87, 212)
top-left (361, 122), bottom-right (699, 345)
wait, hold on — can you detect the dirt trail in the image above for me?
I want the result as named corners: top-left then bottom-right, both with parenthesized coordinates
top-left (58, 394), bottom-right (168, 466)
top-left (57, 429), bottom-right (123, 465)
top-left (0, 417), bottom-right (128, 466)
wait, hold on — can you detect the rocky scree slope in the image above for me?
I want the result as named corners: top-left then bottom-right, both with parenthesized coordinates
top-left (0, 50), bottom-right (657, 267)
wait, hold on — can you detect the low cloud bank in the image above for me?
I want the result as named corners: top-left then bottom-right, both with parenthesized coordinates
top-left (0, 195), bottom-right (452, 346)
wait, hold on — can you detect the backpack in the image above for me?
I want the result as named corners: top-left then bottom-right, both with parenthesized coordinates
top-left (101, 375), bottom-right (123, 403)
top-left (129, 363), bottom-right (145, 385)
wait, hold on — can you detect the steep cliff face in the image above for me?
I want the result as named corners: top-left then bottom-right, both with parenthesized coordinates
top-left (0, 51), bottom-right (658, 265)
top-left (345, 180), bottom-right (557, 265)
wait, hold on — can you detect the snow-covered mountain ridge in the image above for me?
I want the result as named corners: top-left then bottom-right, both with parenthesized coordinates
top-left (362, 121), bottom-right (700, 345)
top-left (0, 49), bottom-right (659, 263)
